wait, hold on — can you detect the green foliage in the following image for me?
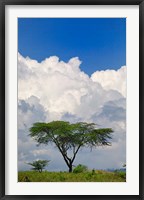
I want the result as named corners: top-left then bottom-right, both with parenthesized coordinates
top-left (27, 160), bottom-right (50, 172)
top-left (29, 121), bottom-right (113, 172)
top-left (115, 171), bottom-right (126, 180)
top-left (73, 164), bottom-right (88, 173)
top-left (92, 169), bottom-right (95, 175)
top-left (123, 163), bottom-right (126, 168)
top-left (30, 121), bottom-right (113, 147)
top-left (18, 170), bottom-right (126, 182)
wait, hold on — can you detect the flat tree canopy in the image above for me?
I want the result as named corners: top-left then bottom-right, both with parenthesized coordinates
top-left (27, 160), bottom-right (50, 172)
top-left (29, 121), bottom-right (113, 172)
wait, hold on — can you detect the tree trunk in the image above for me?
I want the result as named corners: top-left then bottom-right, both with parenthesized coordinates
top-left (68, 164), bottom-right (72, 173)
top-left (39, 169), bottom-right (42, 173)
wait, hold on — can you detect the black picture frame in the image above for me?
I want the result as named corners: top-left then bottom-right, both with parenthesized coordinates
top-left (0, 0), bottom-right (143, 199)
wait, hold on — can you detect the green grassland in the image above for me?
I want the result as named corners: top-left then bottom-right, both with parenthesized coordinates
top-left (18, 170), bottom-right (126, 182)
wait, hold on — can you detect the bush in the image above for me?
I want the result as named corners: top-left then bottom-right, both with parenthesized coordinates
top-left (73, 164), bottom-right (88, 173)
top-left (117, 171), bottom-right (126, 179)
top-left (115, 171), bottom-right (126, 180)
top-left (92, 169), bottom-right (95, 175)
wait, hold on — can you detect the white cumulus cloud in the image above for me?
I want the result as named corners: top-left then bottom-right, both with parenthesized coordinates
top-left (91, 66), bottom-right (126, 97)
top-left (18, 53), bottom-right (126, 171)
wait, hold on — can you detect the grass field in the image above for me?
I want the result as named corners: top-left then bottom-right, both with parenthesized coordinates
top-left (18, 170), bottom-right (126, 182)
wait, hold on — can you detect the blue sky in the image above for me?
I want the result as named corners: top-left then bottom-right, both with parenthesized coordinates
top-left (18, 18), bottom-right (126, 75)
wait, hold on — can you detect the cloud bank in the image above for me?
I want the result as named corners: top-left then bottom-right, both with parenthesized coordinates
top-left (18, 53), bottom-right (126, 171)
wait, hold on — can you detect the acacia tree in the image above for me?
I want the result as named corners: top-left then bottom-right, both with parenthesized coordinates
top-left (27, 160), bottom-right (50, 172)
top-left (29, 121), bottom-right (113, 172)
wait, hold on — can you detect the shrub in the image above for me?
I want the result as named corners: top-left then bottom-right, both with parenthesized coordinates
top-left (117, 171), bottom-right (126, 179)
top-left (92, 169), bottom-right (95, 175)
top-left (73, 164), bottom-right (88, 173)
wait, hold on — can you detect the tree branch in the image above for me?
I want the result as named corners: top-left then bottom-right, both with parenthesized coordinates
top-left (71, 144), bottom-right (82, 163)
top-left (53, 138), bottom-right (71, 168)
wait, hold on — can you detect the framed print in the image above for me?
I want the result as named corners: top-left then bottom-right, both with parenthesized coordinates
top-left (0, 0), bottom-right (143, 199)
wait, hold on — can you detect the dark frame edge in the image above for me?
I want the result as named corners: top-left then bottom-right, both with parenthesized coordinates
top-left (0, 0), bottom-right (143, 5)
top-left (0, 0), bottom-right (5, 200)
top-left (139, 1), bottom-right (144, 200)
